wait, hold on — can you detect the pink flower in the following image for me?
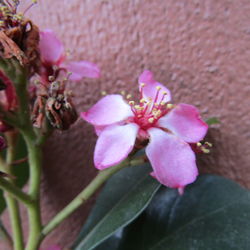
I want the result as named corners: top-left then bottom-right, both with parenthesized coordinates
top-left (81, 70), bottom-right (208, 189)
top-left (39, 29), bottom-right (100, 82)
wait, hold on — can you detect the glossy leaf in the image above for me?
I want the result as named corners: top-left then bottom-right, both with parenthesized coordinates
top-left (109, 175), bottom-right (250, 250)
top-left (73, 164), bottom-right (161, 250)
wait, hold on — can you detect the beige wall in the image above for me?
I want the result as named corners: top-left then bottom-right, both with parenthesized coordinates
top-left (3, 0), bottom-right (250, 248)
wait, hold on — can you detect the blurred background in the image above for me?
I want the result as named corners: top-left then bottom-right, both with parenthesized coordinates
top-left (2, 0), bottom-right (250, 248)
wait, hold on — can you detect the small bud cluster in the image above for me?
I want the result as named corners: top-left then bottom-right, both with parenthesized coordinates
top-left (0, 0), bottom-right (40, 71)
top-left (31, 74), bottom-right (77, 130)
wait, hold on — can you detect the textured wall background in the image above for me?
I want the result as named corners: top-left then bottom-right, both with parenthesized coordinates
top-left (3, 0), bottom-right (250, 249)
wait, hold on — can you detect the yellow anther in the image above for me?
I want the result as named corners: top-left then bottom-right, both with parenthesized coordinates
top-left (205, 142), bottom-right (213, 147)
top-left (141, 83), bottom-right (145, 88)
top-left (160, 101), bottom-right (166, 106)
top-left (196, 142), bottom-right (202, 147)
top-left (156, 86), bottom-right (162, 90)
top-left (156, 110), bottom-right (162, 116)
top-left (153, 110), bottom-right (162, 118)
top-left (129, 101), bottom-right (135, 106)
top-left (32, 0), bottom-right (38, 3)
top-left (202, 148), bottom-right (210, 154)
top-left (101, 91), bottom-right (107, 96)
top-left (162, 91), bottom-right (168, 95)
top-left (140, 98), bottom-right (146, 103)
top-left (167, 103), bottom-right (174, 109)
top-left (126, 94), bottom-right (132, 99)
top-left (121, 90), bottom-right (125, 96)
top-left (148, 118), bottom-right (154, 123)
top-left (134, 105), bottom-right (143, 110)
top-left (13, 14), bottom-right (23, 21)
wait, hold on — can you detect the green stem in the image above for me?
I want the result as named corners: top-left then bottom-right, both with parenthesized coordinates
top-left (4, 196), bottom-right (23, 250)
top-left (0, 177), bottom-right (33, 205)
top-left (39, 157), bottom-right (145, 243)
top-left (2, 132), bottom-right (24, 250)
top-left (7, 60), bottom-right (43, 250)
top-left (1, 58), bottom-right (43, 249)
top-left (22, 133), bottom-right (42, 250)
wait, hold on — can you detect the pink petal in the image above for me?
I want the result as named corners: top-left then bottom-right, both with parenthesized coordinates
top-left (66, 61), bottom-right (101, 81)
top-left (39, 29), bottom-right (64, 64)
top-left (94, 121), bottom-right (125, 136)
top-left (178, 187), bottom-right (185, 195)
top-left (94, 125), bottom-right (107, 136)
top-left (157, 103), bottom-right (208, 143)
top-left (146, 128), bottom-right (198, 188)
top-left (94, 123), bottom-right (139, 169)
top-left (81, 95), bottom-right (133, 126)
top-left (151, 171), bottom-right (185, 195)
top-left (139, 70), bottom-right (171, 103)
top-left (150, 171), bottom-right (156, 178)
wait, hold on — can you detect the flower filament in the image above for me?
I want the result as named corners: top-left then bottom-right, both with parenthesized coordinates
top-left (128, 84), bottom-right (172, 131)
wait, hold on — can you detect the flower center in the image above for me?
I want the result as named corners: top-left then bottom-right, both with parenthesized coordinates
top-left (128, 84), bottom-right (173, 131)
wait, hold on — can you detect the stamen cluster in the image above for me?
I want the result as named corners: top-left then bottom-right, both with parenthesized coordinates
top-left (128, 84), bottom-right (172, 130)
top-left (0, 1), bottom-right (23, 30)
top-left (0, 1), bottom-right (36, 29)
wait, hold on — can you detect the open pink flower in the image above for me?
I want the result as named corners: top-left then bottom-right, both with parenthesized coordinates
top-left (39, 29), bottom-right (100, 81)
top-left (81, 70), bottom-right (208, 189)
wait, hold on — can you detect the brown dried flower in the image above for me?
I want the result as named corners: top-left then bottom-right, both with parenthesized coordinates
top-left (0, 1), bottom-right (40, 74)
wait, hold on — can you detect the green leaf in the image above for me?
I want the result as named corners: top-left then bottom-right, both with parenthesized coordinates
top-left (0, 134), bottom-right (29, 214)
top-left (73, 164), bottom-right (161, 250)
top-left (206, 117), bottom-right (220, 125)
top-left (111, 175), bottom-right (250, 250)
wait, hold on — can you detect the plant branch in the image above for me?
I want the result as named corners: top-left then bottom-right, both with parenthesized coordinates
top-left (40, 156), bottom-right (145, 240)
top-left (20, 116), bottom-right (42, 250)
top-left (6, 60), bottom-right (43, 250)
top-left (1, 132), bottom-right (24, 250)
top-left (0, 176), bottom-right (33, 205)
